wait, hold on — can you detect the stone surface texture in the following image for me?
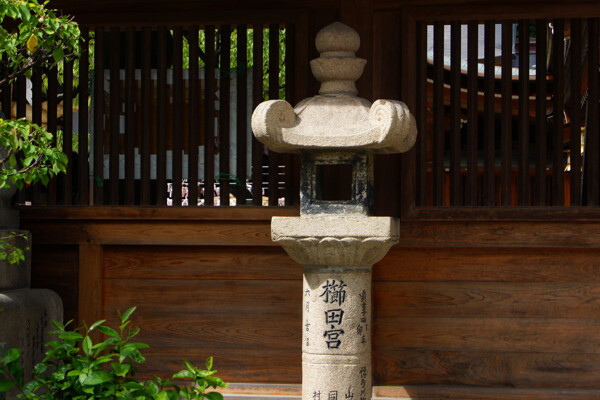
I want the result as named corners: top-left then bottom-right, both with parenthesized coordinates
top-left (272, 216), bottom-right (398, 267)
top-left (251, 21), bottom-right (417, 155)
top-left (251, 21), bottom-right (417, 400)
top-left (0, 228), bottom-right (63, 400)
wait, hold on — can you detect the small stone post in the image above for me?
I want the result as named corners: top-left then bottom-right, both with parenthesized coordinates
top-left (0, 185), bottom-right (63, 399)
top-left (252, 22), bottom-right (417, 400)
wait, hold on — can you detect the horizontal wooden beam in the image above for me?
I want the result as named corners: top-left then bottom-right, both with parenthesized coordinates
top-left (19, 206), bottom-right (298, 221)
top-left (399, 220), bottom-right (600, 248)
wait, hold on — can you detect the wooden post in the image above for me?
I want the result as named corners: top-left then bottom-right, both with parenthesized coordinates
top-left (78, 244), bottom-right (103, 341)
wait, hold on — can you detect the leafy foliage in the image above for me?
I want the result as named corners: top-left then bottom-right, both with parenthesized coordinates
top-left (0, 0), bottom-right (81, 85)
top-left (0, 307), bottom-right (228, 399)
top-left (0, 0), bottom-right (76, 264)
top-left (0, 231), bottom-right (28, 264)
top-left (0, 118), bottom-right (67, 190)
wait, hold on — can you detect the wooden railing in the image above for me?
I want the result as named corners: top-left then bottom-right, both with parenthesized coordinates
top-left (1, 23), bottom-right (296, 207)
top-left (409, 16), bottom-right (599, 209)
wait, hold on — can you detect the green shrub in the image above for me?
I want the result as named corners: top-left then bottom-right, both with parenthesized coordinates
top-left (0, 307), bottom-right (228, 399)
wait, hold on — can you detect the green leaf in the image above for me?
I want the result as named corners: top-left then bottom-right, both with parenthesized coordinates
top-left (184, 359), bottom-right (195, 373)
top-left (52, 46), bottom-right (64, 62)
top-left (88, 319), bottom-right (107, 332)
top-left (59, 331), bottom-right (83, 342)
top-left (82, 335), bottom-right (92, 356)
top-left (171, 370), bottom-right (194, 379)
top-left (0, 379), bottom-right (15, 392)
top-left (81, 370), bottom-right (112, 385)
top-left (33, 362), bottom-right (47, 374)
top-left (21, 380), bottom-right (39, 395)
top-left (2, 348), bottom-right (20, 364)
top-left (18, 3), bottom-right (30, 22)
top-left (205, 392), bottom-right (224, 400)
top-left (156, 392), bottom-right (170, 400)
top-left (97, 325), bottom-right (120, 339)
top-left (120, 306), bottom-right (137, 323)
top-left (206, 357), bottom-right (213, 370)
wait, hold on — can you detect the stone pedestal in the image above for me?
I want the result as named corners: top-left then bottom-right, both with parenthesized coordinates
top-left (272, 216), bottom-right (398, 400)
top-left (252, 21), bottom-right (416, 400)
top-left (302, 267), bottom-right (371, 400)
top-left (0, 231), bottom-right (63, 400)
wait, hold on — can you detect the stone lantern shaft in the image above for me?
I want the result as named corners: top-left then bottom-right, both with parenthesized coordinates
top-left (251, 21), bottom-right (417, 400)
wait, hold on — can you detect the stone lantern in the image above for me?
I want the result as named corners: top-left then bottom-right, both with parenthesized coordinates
top-left (252, 22), bottom-right (417, 400)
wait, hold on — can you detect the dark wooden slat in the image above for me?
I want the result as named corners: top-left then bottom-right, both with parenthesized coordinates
top-left (570, 19), bottom-right (583, 206)
top-left (535, 19), bottom-right (548, 206)
top-left (93, 27), bottom-right (105, 205)
top-left (62, 60), bottom-right (74, 205)
top-left (204, 26), bottom-right (216, 206)
top-left (236, 25), bottom-right (248, 205)
top-left (78, 28), bottom-right (90, 205)
top-left (188, 26), bottom-right (200, 207)
top-left (252, 24), bottom-right (264, 206)
top-left (283, 24), bottom-right (294, 206)
top-left (32, 68), bottom-right (43, 130)
top-left (467, 22), bottom-right (479, 206)
top-left (157, 27), bottom-right (168, 206)
top-left (268, 24), bottom-right (280, 207)
top-left (16, 76), bottom-right (26, 118)
top-left (172, 26), bottom-right (184, 206)
top-left (15, 74), bottom-right (26, 212)
top-left (552, 19), bottom-right (565, 206)
top-left (109, 27), bottom-right (120, 205)
top-left (219, 25), bottom-right (231, 206)
top-left (47, 66), bottom-right (58, 205)
top-left (416, 21), bottom-right (427, 207)
top-left (585, 18), bottom-right (599, 205)
top-left (140, 27), bottom-right (152, 205)
top-left (483, 21), bottom-right (495, 206)
top-left (1, 57), bottom-right (10, 119)
top-left (125, 27), bottom-right (136, 205)
top-left (518, 20), bottom-right (530, 206)
top-left (433, 22), bottom-right (445, 207)
top-left (449, 22), bottom-right (461, 206)
top-left (502, 21), bottom-right (514, 206)
top-left (32, 66), bottom-right (43, 204)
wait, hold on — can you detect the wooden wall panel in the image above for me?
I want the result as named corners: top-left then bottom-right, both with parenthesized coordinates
top-left (375, 247), bottom-right (600, 282)
top-left (30, 244), bottom-right (79, 323)
top-left (373, 349), bottom-right (600, 388)
top-left (374, 281), bottom-right (600, 318)
top-left (23, 208), bottom-right (600, 396)
top-left (101, 245), bottom-right (302, 383)
top-left (372, 244), bottom-right (600, 390)
top-left (103, 245), bottom-right (301, 280)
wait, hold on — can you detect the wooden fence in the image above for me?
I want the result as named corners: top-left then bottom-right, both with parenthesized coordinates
top-left (411, 17), bottom-right (599, 208)
top-left (4, 6), bottom-right (600, 213)
top-left (1, 24), bottom-right (297, 207)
